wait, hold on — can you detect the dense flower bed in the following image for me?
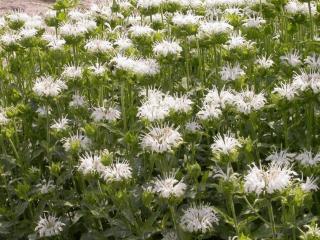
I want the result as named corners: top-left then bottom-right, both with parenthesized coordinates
top-left (0, 0), bottom-right (320, 239)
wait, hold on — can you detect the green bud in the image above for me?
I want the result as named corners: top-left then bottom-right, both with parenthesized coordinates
top-left (187, 162), bottom-right (201, 180)
top-left (49, 162), bottom-right (62, 177)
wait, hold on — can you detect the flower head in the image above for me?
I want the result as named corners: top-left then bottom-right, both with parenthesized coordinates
top-left (220, 63), bottom-right (245, 81)
top-left (153, 39), bottom-right (182, 57)
top-left (301, 176), bottom-right (318, 192)
top-left (50, 116), bottom-right (70, 131)
top-left (102, 160), bottom-right (132, 183)
top-left (141, 124), bottom-right (183, 153)
top-left (244, 163), bottom-right (297, 195)
top-left (180, 204), bottom-right (219, 233)
top-left (33, 75), bottom-right (67, 97)
top-left (211, 132), bottom-right (242, 155)
top-left (295, 150), bottom-right (320, 166)
top-left (35, 214), bottom-right (65, 238)
top-left (234, 88), bottom-right (266, 114)
top-left (152, 172), bottom-right (187, 199)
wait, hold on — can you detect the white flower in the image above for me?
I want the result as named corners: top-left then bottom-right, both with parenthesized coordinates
top-left (112, 55), bottom-right (160, 76)
top-left (295, 151), bottom-right (320, 166)
top-left (137, 0), bottom-right (163, 9)
top-left (224, 7), bottom-right (243, 16)
top-left (47, 37), bottom-right (66, 50)
top-left (244, 163), bottom-right (296, 195)
top-left (304, 53), bottom-right (320, 69)
top-left (0, 17), bottom-right (6, 28)
top-left (197, 102), bottom-right (222, 120)
top-left (211, 132), bottom-right (242, 155)
top-left (36, 179), bottom-right (55, 194)
top-left (62, 64), bottom-right (83, 79)
top-left (265, 150), bottom-right (296, 165)
top-left (301, 176), bottom-right (318, 192)
top-left (35, 214), bottom-right (65, 238)
top-left (204, 0), bottom-right (246, 8)
top-left (166, 94), bottom-right (193, 113)
top-left (141, 124), bottom-right (183, 153)
top-left (102, 160), bottom-right (132, 182)
top-left (153, 39), bottom-right (183, 57)
top-left (78, 152), bottom-right (105, 175)
top-left (180, 204), bottom-right (219, 233)
top-left (88, 62), bottom-right (106, 76)
top-left (91, 106), bottom-right (121, 122)
top-left (7, 11), bottom-right (29, 23)
top-left (45, 10), bottom-right (56, 19)
top-left (132, 58), bottom-right (160, 76)
top-left (225, 33), bottom-right (255, 50)
top-left (0, 109), bottom-right (9, 125)
top-left (162, 230), bottom-right (178, 240)
top-left (77, 19), bottom-right (97, 32)
top-left (19, 27), bottom-right (38, 39)
top-left (0, 32), bottom-right (21, 46)
top-left (301, 224), bottom-right (320, 239)
top-left (62, 132), bottom-right (91, 152)
top-left (84, 38), bottom-right (113, 53)
top-left (60, 22), bottom-right (87, 38)
top-left (234, 88), bottom-right (266, 114)
top-left (242, 15), bottom-right (266, 28)
top-left (114, 37), bottom-right (133, 51)
top-left (33, 75), bottom-right (67, 97)
top-left (172, 12), bottom-right (201, 27)
top-left (50, 116), bottom-right (70, 131)
top-left (138, 89), bottom-right (170, 121)
top-left (203, 86), bottom-right (235, 109)
top-left (36, 106), bottom-right (51, 117)
top-left (244, 164), bottom-right (265, 195)
top-left (138, 90), bottom-right (192, 121)
top-left (90, 3), bottom-right (112, 17)
top-left (185, 120), bottom-right (202, 133)
top-left (273, 83), bottom-right (298, 100)
top-left (255, 55), bottom-right (274, 69)
top-left (220, 63), bottom-right (245, 81)
top-left (292, 69), bottom-right (320, 93)
top-left (198, 21), bottom-right (233, 38)
top-left (280, 50), bottom-right (301, 67)
top-left (24, 15), bottom-right (44, 29)
top-left (68, 9), bottom-right (89, 21)
top-left (129, 24), bottom-right (154, 37)
top-left (214, 166), bottom-right (239, 182)
top-left (285, 0), bottom-right (316, 15)
top-left (69, 92), bottom-right (86, 108)
top-left (181, 0), bottom-right (203, 8)
top-left (152, 172), bottom-right (187, 199)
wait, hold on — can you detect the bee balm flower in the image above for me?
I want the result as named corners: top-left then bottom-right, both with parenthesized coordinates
top-left (180, 204), bottom-right (219, 233)
top-left (35, 214), bottom-right (65, 238)
top-left (140, 124), bottom-right (183, 153)
top-left (33, 75), bottom-right (67, 97)
top-left (152, 172), bottom-right (187, 199)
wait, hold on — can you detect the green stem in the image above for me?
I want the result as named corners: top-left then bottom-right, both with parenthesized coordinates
top-left (120, 82), bottom-right (127, 131)
top-left (8, 137), bottom-right (21, 164)
top-left (46, 103), bottom-right (51, 161)
top-left (291, 203), bottom-right (296, 240)
top-left (306, 100), bottom-right (314, 149)
top-left (283, 106), bottom-right (289, 148)
top-left (308, 0), bottom-right (314, 39)
top-left (227, 194), bottom-right (240, 236)
top-left (267, 200), bottom-right (276, 239)
top-left (169, 205), bottom-right (181, 240)
top-left (243, 196), bottom-right (270, 226)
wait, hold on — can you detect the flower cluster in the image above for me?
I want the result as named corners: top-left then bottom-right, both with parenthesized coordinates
top-left (0, 0), bottom-right (319, 239)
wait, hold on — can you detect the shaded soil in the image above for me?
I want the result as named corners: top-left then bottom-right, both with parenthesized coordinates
top-left (0, 0), bottom-right (93, 14)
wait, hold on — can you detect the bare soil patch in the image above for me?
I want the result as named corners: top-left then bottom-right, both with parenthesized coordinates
top-left (0, 0), bottom-right (93, 14)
